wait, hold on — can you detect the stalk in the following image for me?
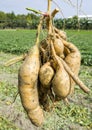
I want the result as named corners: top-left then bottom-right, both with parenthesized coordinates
top-left (26, 8), bottom-right (43, 15)
top-left (35, 16), bottom-right (44, 47)
top-left (4, 54), bottom-right (27, 66)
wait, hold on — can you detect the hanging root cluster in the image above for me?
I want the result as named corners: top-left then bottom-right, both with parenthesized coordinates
top-left (6, 8), bottom-right (90, 127)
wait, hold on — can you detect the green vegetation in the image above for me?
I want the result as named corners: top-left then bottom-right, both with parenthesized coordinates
top-left (42, 102), bottom-right (92, 130)
top-left (0, 11), bottom-right (92, 29)
top-left (0, 29), bottom-right (92, 66)
top-left (0, 116), bottom-right (19, 130)
top-left (0, 30), bottom-right (36, 54)
top-left (66, 30), bottom-right (92, 66)
top-left (0, 11), bottom-right (40, 29)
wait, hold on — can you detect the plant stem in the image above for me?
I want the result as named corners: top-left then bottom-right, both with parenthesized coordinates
top-left (47, 0), bottom-right (52, 34)
top-left (4, 54), bottom-right (27, 66)
top-left (26, 8), bottom-right (43, 15)
top-left (47, 0), bottom-right (52, 13)
top-left (36, 16), bottom-right (44, 46)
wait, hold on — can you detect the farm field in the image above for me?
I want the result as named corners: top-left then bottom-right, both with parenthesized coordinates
top-left (0, 29), bottom-right (92, 130)
top-left (0, 29), bottom-right (92, 65)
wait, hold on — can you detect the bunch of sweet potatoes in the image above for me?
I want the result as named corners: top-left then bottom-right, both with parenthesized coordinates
top-left (18, 13), bottom-right (90, 127)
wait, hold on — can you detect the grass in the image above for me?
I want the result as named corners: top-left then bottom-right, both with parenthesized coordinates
top-left (0, 29), bottom-right (36, 54)
top-left (0, 116), bottom-right (20, 130)
top-left (42, 102), bottom-right (92, 130)
top-left (66, 30), bottom-right (92, 66)
top-left (0, 29), bottom-right (92, 130)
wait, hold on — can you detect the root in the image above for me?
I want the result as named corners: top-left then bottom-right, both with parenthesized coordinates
top-left (4, 54), bottom-right (27, 66)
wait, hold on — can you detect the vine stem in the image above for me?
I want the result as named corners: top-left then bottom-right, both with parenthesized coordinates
top-left (26, 8), bottom-right (43, 15)
top-left (36, 16), bottom-right (44, 46)
top-left (47, 0), bottom-right (52, 13)
top-left (47, 0), bottom-right (52, 34)
top-left (4, 54), bottom-right (27, 66)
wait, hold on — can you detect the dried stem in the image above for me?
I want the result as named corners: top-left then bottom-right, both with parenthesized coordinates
top-left (51, 8), bottom-right (59, 18)
top-left (26, 8), bottom-right (44, 15)
top-left (12, 91), bottom-right (19, 104)
top-left (47, 0), bottom-right (52, 13)
top-left (47, 0), bottom-right (52, 34)
top-left (36, 16), bottom-right (44, 46)
top-left (4, 54), bottom-right (27, 67)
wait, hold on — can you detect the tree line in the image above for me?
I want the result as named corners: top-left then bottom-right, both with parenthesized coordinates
top-left (0, 11), bottom-right (92, 29)
top-left (0, 11), bottom-right (39, 29)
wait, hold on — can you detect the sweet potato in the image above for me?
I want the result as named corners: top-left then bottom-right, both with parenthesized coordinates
top-left (54, 27), bottom-right (67, 40)
top-left (52, 61), bottom-right (70, 98)
top-left (51, 41), bottom-right (70, 99)
top-left (39, 62), bottom-right (54, 87)
top-left (18, 45), bottom-right (44, 126)
top-left (53, 38), bottom-right (64, 58)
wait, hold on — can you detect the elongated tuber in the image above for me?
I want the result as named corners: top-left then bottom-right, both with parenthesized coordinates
top-left (18, 45), bottom-right (44, 126)
top-left (51, 41), bottom-right (70, 99)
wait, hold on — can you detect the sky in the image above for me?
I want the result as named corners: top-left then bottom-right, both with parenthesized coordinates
top-left (0, 0), bottom-right (92, 18)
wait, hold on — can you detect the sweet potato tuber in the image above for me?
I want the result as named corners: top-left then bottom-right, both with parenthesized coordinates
top-left (18, 16), bottom-right (44, 126)
top-left (18, 45), bottom-right (44, 126)
top-left (53, 38), bottom-right (64, 58)
top-left (54, 27), bottom-right (67, 40)
top-left (39, 62), bottom-right (54, 87)
top-left (52, 64), bottom-right (70, 98)
top-left (51, 41), bottom-right (70, 99)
